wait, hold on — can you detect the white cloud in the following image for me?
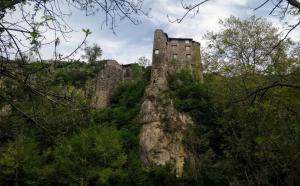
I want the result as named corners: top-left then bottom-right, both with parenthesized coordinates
top-left (217, 0), bottom-right (248, 6)
top-left (100, 38), bottom-right (152, 64)
top-left (144, 0), bottom-right (251, 45)
top-left (5, 0), bottom-right (299, 64)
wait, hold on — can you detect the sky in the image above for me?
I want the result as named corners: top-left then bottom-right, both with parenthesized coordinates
top-left (5, 0), bottom-right (300, 64)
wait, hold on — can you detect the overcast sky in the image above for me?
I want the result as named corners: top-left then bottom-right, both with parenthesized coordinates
top-left (8, 0), bottom-right (300, 64)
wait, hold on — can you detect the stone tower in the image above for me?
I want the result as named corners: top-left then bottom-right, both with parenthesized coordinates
top-left (147, 29), bottom-right (203, 97)
top-left (152, 29), bottom-right (202, 86)
top-left (139, 29), bottom-right (203, 176)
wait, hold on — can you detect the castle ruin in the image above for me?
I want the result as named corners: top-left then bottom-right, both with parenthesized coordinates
top-left (139, 29), bottom-right (203, 176)
top-left (151, 29), bottom-right (202, 91)
top-left (89, 60), bottom-right (140, 108)
top-left (86, 29), bottom-right (203, 176)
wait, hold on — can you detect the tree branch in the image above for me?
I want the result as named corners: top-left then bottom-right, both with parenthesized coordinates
top-left (168, 0), bottom-right (209, 23)
top-left (287, 0), bottom-right (300, 10)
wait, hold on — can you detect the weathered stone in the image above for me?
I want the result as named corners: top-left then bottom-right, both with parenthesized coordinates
top-left (139, 99), bottom-right (193, 177)
top-left (89, 60), bottom-right (139, 108)
top-left (138, 29), bottom-right (203, 176)
top-left (65, 29), bottom-right (203, 176)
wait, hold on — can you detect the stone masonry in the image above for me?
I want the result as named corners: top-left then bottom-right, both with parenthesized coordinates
top-left (139, 29), bottom-right (203, 176)
top-left (152, 29), bottom-right (202, 88)
top-left (90, 60), bottom-right (138, 108)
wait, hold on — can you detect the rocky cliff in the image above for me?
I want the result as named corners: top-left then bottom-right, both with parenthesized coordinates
top-left (138, 29), bottom-right (203, 176)
top-left (87, 30), bottom-right (203, 176)
top-left (89, 57), bottom-right (197, 176)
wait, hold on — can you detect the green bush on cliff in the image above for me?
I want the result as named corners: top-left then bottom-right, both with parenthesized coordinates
top-left (93, 70), bottom-right (150, 131)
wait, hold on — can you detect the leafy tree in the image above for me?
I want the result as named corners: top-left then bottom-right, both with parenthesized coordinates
top-left (160, 16), bottom-right (300, 185)
top-left (203, 16), bottom-right (300, 100)
top-left (136, 56), bottom-right (151, 67)
top-left (0, 135), bottom-right (44, 186)
top-left (0, 61), bottom-right (96, 147)
top-left (82, 43), bottom-right (103, 64)
top-left (0, 61), bottom-right (179, 185)
top-left (51, 126), bottom-right (128, 185)
top-left (178, 16), bottom-right (300, 185)
top-left (0, 0), bottom-right (148, 109)
top-left (167, 70), bottom-right (225, 185)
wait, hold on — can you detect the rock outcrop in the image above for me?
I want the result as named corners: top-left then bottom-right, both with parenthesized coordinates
top-left (138, 29), bottom-right (203, 176)
top-left (139, 98), bottom-right (193, 176)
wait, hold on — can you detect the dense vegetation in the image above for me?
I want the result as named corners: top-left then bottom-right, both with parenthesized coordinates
top-left (0, 16), bottom-right (300, 185)
top-left (0, 61), bottom-right (180, 185)
top-left (165, 16), bottom-right (300, 185)
top-left (166, 68), bottom-right (300, 185)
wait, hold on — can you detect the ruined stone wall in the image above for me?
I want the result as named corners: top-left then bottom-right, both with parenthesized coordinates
top-left (90, 60), bottom-right (123, 108)
top-left (90, 60), bottom-right (139, 109)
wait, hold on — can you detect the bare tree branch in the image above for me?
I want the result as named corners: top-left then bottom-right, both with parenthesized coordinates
top-left (168, 0), bottom-right (209, 23)
top-left (254, 0), bottom-right (271, 10)
top-left (287, 0), bottom-right (300, 10)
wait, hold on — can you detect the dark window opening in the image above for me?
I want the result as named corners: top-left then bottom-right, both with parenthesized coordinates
top-left (186, 54), bottom-right (191, 60)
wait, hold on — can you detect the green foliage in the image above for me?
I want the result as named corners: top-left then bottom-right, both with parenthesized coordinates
top-left (199, 17), bottom-right (300, 185)
top-left (170, 59), bottom-right (177, 64)
top-left (0, 77), bottom-right (92, 147)
top-left (131, 64), bottom-right (145, 79)
top-left (167, 70), bottom-right (219, 125)
top-left (94, 76), bottom-right (149, 131)
top-left (52, 60), bottom-right (99, 86)
top-left (167, 70), bottom-right (226, 185)
top-left (81, 43), bottom-right (103, 64)
top-left (0, 135), bottom-right (44, 185)
top-left (167, 63), bottom-right (300, 185)
top-left (51, 126), bottom-right (128, 185)
top-left (0, 59), bottom-right (178, 185)
top-left (1, 15), bottom-right (299, 186)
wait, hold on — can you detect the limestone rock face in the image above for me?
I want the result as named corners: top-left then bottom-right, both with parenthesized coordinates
top-left (138, 29), bottom-right (202, 176)
top-left (139, 99), bottom-right (193, 176)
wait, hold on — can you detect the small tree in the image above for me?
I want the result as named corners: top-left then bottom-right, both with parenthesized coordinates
top-left (136, 56), bottom-right (150, 67)
top-left (82, 43), bottom-right (102, 64)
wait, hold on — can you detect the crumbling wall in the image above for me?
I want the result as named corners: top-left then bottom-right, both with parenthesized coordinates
top-left (90, 60), bottom-right (139, 108)
top-left (90, 60), bottom-right (123, 108)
